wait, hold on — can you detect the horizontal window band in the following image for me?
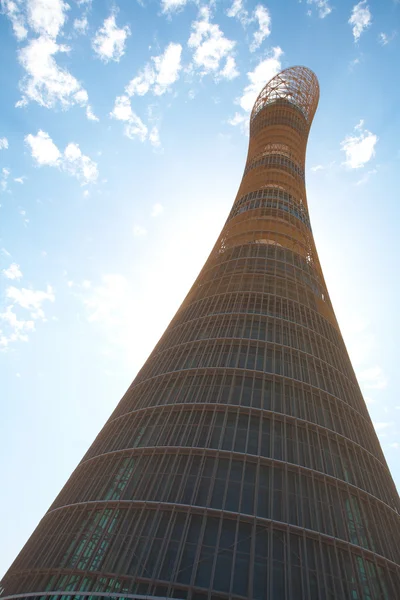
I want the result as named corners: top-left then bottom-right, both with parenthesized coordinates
top-left (243, 153), bottom-right (305, 181)
top-left (104, 402), bottom-right (388, 472)
top-left (176, 290), bottom-right (341, 343)
top-left (75, 447), bottom-right (399, 518)
top-left (43, 498), bottom-right (400, 569)
top-left (139, 336), bottom-right (362, 397)
top-left (127, 367), bottom-right (371, 428)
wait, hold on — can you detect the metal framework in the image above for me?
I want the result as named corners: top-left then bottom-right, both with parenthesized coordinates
top-left (1, 66), bottom-right (399, 600)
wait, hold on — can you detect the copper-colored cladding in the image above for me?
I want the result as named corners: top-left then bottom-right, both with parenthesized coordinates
top-left (1, 66), bottom-right (399, 599)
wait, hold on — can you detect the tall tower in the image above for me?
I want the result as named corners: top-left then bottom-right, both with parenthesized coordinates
top-left (2, 66), bottom-right (399, 600)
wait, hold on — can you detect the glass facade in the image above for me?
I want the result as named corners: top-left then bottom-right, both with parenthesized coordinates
top-left (1, 66), bottom-right (399, 600)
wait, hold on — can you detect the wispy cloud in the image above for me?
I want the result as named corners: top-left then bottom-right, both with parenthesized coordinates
top-left (341, 120), bottom-right (377, 168)
top-left (229, 46), bottom-right (283, 131)
top-left (161, 0), bottom-right (188, 13)
top-left (0, 137), bottom-right (9, 150)
top-left (1, 0), bottom-right (28, 40)
top-left (18, 207), bottom-right (29, 226)
top-left (73, 16), bottom-right (88, 35)
top-left (310, 161), bottom-right (335, 172)
top-left (110, 94), bottom-right (163, 148)
top-left (2, 263), bottom-right (23, 280)
top-left (356, 167), bottom-right (377, 185)
top-left (349, 1), bottom-right (371, 42)
top-left (16, 36), bottom-right (98, 120)
top-left (149, 126), bottom-right (161, 148)
top-left (307, 0), bottom-right (332, 19)
top-left (227, 2), bottom-right (272, 52)
top-left (26, 0), bottom-right (68, 39)
top-left (378, 32), bottom-right (396, 46)
top-left (188, 7), bottom-right (238, 80)
top-left (1, 167), bottom-right (10, 193)
top-left (0, 282), bottom-right (55, 350)
top-left (2, 0), bottom-right (97, 120)
top-left (227, 0), bottom-right (248, 24)
top-left (92, 10), bottom-right (131, 63)
top-left (127, 42), bottom-right (182, 96)
top-left (110, 95), bottom-right (149, 142)
top-left (250, 5), bottom-right (271, 52)
top-left (25, 130), bottom-right (99, 185)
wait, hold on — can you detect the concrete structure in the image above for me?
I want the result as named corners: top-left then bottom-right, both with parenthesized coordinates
top-left (1, 66), bottom-right (399, 600)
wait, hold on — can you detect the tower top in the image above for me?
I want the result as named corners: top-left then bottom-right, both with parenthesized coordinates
top-left (251, 65), bottom-right (319, 125)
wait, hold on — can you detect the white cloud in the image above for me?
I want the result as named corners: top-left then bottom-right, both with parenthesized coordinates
top-left (73, 15), bottom-right (88, 35)
top-left (161, 0), bottom-right (188, 13)
top-left (1, 167), bottom-right (10, 193)
top-left (0, 305), bottom-right (35, 348)
top-left (378, 32), bottom-right (388, 45)
top-left (92, 10), bottom-right (131, 63)
top-left (125, 117), bottom-right (148, 142)
top-left (226, 0), bottom-right (249, 25)
top-left (6, 284), bottom-right (55, 319)
top-left (359, 365), bottom-right (387, 390)
top-left (0, 137), bottom-right (9, 150)
top-left (110, 97), bottom-right (162, 148)
top-left (85, 105), bottom-right (99, 121)
top-left (250, 5), bottom-right (271, 52)
top-left (133, 225), bottom-right (147, 237)
top-left (126, 42), bottom-right (182, 96)
top-left (151, 202), bottom-right (164, 217)
top-left (341, 120), bottom-right (378, 169)
top-left (152, 43), bottom-right (183, 94)
top-left (149, 126), bottom-right (161, 148)
top-left (1, 0), bottom-right (28, 40)
top-left (307, 0), bottom-right (332, 19)
top-left (110, 94), bottom-right (134, 121)
top-left (310, 161), bottom-right (335, 172)
top-left (18, 207), bottom-right (29, 226)
top-left (1, 284), bottom-right (55, 349)
top-left (27, 0), bottom-right (69, 39)
top-left (228, 112), bottom-right (248, 128)
top-left (378, 32), bottom-right (396, 46)
top-left (14, 176), bottom-right (26, 183)
top-left (230, 46), bottom-right (283, 132)
top-left (2, 263), bottom-right (23, 280)
top-left (25, 130), bottom-right (61, 165)
top-left (110, 95), bottom-right (148, 142)
top-left (220, 56), bottom-right (239, 80)
top-left (25, 130), bottom-right (98, 184)
top-left (349, 1), bottom-right (371, 42)
top-left (188, 7), bottom-right (238, 80)
top-left (63, 142), bottom-right (99, 184)
top-left (16, 35), bottom-right (96, 120)
top-left (227, 2), bottom-right (273, 53)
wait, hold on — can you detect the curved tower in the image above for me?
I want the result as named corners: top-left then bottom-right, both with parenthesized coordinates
top-left (2, 66), bottom-right (399, 599)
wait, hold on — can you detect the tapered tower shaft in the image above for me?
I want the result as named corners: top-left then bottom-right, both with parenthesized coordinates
top-left (1, 66), bottom-right (399, 600)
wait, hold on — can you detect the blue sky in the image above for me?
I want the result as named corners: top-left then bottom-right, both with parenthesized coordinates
top-left (1, 0), bottom-right (399, 577)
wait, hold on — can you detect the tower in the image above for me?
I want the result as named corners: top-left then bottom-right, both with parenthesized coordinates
top-left (1, 66), bottom-right (399, 599)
